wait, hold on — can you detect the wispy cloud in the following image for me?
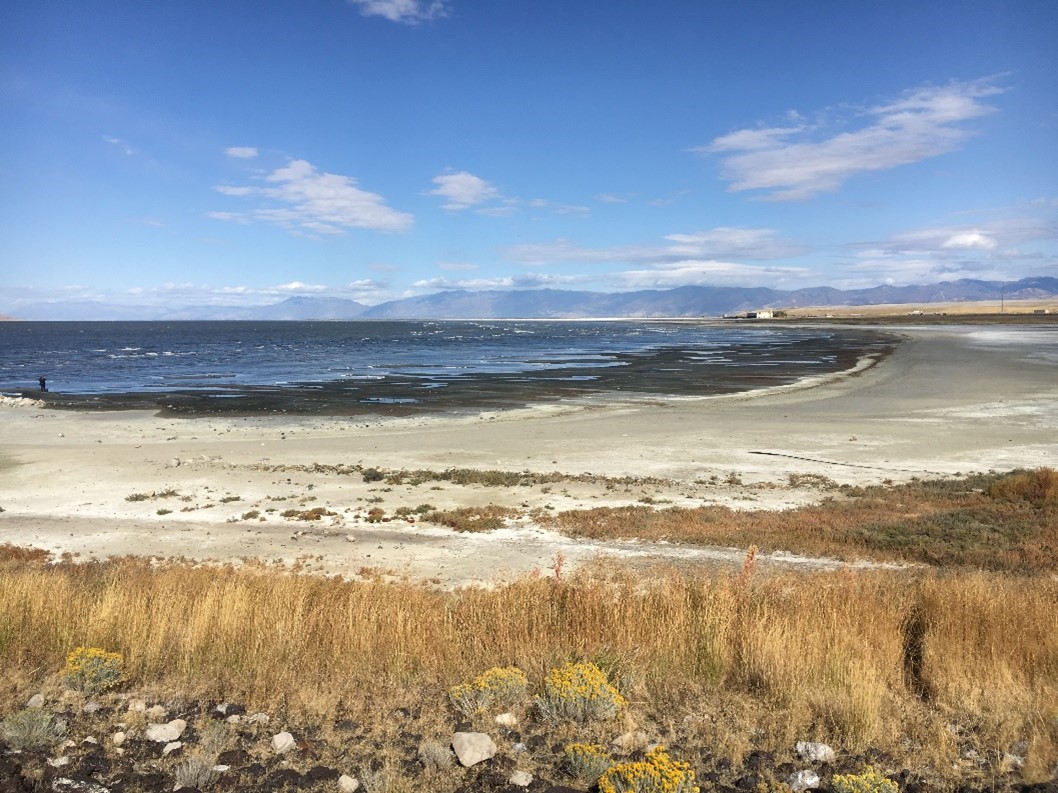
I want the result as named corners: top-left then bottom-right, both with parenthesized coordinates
top-left (211, 159), bottom-right (413, 234)
top-left (698, 78), bottom-right (1005, 200)
top-left (426, 169), bottom-right (502, 210)
top-left (103, 135), bottom-right (134, 156)
top-left (504, 227), bottom-right (806, 267)
top-left (348, 0), bottom-right (447, 25)
top-left (225, 146), bottom-right (258, 159)
top-left (837, 210), bottom-right (1058, 287)
top-left (412, 273), bottom-right (584, 290)
top-left (614, 260), bottom-right (813, 290)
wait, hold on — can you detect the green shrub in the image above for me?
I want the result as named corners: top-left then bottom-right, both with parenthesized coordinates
top-left (1, 708), bottom-right (67, 750)
top-left (565, 743), bottom-right (613, 782)
top-left (449, 666), bottom-right (529, 715)
top-left (535, 661), bottom-right (626, 722)
top-left (598, 746), bottom-right (699, 793)
top-left (831, 766), bottom-right (899, 793)
top-left (62, 646), bottom-right (125, 693)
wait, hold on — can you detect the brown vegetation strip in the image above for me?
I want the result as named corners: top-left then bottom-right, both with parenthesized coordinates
top-left (544, 469), bottom-right (1058, 573)
top-left (1, 550), bottom-right (1056, 780)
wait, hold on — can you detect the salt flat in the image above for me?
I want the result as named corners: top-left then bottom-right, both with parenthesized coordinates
top-left (1, 325), bottom-right (1055, 585)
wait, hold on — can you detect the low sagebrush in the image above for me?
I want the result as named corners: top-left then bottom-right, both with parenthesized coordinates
top-left (1, 708), bottom-right (67, 751)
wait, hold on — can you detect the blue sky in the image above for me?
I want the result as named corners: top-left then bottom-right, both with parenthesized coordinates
top-left (1, 0), bottom-right (1056, 311)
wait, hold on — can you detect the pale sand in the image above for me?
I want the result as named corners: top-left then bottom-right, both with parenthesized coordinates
top-left (1, 325), bottom-right (1056, 585)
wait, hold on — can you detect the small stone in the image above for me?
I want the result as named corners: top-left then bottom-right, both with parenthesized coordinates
top-left (82, 701), bottom-right (102, 714)
top-left (82, 736), bottom-right (98, 745)
top-left (495, 712), bottom-right (518, 728)
top-left (509, 770), bottom-right (533, 787)
top-left (27, 694), bottom-right (45, 708)
top-left (212, 765), bottom-right (230, 773)
top-left (338, 775), bottom-right (360, 793)
top-left (145, 705), bottom-right (167, 721)
top-left (112, 732), bottom-right (126, 747)
top-left (512, 742), bottom-right (528, 754)
top-left (146, 719), bottom-right (186, 743)
top-left (1002, 753), bottom-right (1025, 771)
top-left (226, 714), bottom-right (242, 724)
top-left (271, 731), bottom-right (296, 754)
top-left (162, 741), bottom-right (183, 756)
top-left (47, 756), bottom-right (70, 768)
top-left (451, 732), bottom-right (497, 767)
top-left (611, 730), bottom-right (650, 755)
top-left (248, 712), bottom-right (270, 724)
top-left (795, 741), bottom-right (835, 764)
top-left (789, 770), bottom-right (821, 792)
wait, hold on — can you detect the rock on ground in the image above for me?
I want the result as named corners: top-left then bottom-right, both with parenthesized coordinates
top-left (451, 732), bottom-right (497, 767)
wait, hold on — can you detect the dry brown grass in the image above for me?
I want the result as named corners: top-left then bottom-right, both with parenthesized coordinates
top-left (1, 552), bottom-right (1055, 779)
top-left (544, 470), bottom-right (1058, 573)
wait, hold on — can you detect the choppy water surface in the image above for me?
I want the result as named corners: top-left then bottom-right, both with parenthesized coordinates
top-left (0, 320), bottom-right (894, 414)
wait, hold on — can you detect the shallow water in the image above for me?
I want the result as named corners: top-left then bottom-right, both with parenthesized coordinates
top-left (0, 320), bottom-right (896, 414)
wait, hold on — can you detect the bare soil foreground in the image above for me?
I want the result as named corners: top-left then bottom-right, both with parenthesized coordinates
top-left (1, 325), bottom-right (1056, 584)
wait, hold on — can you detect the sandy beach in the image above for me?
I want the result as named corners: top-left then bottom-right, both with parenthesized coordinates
top-left (2, 324), bottom-right (1056, 585)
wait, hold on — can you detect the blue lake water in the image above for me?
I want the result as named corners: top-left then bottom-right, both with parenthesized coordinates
top-left (0, 320), bottom-right (894, 414)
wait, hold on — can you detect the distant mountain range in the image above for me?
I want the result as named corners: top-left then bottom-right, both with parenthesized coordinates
top-left (9, 277), bottom-right (1058, 321)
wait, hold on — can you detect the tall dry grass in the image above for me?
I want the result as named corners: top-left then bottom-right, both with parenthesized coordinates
top-left (2, 552), bottom-right (1056, 774)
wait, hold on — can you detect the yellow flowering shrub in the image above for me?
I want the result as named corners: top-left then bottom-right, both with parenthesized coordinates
top-left (448, 666), bottom-right (529, 715)
top-left (564, 743), bottom-right (613, 782)
top-left (831, 767), bottom-right (899, 793)
top-left (598, 746), bottom-right (699, 793)
top-left (62, 646), bottom-right (125, 693)
top-left (535, 661), bottom-right (627, 722)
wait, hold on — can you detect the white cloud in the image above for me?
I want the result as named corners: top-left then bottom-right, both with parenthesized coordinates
top-left (614, 260), bottom-right (814, 290)
top-left (503, 227), bottom-right (806, 267)
top-left (211, 159), bottom-right (412, 234)
top-left (103, 135), bottom-right (134, 156)
top-left (275, 281), bottom-right (327, 292)
top-left (348, 0), bottom-right (447, 24)
top-left (412, 273), bottom-right (584, 290)
top-left (835, 211), bottom-right (1058, 287)
top-left (426, 170), bottom-right (501, 210)
top-left (698, 78), bottom-right (1005, 200)
top-left (595, 193), bottom-right (628, 204)
top-left (225, 146), bottom-right (258, 159)
top-left (438, 262), bottom-right (478, 272)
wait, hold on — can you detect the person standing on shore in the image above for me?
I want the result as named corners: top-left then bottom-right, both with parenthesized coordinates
top-left (38, 376), bottom-right (47, 392)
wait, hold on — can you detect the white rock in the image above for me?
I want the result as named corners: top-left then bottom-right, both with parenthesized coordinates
top-left (162, 741), bottom-right (182, 756)
top-left (511, 742), bottom-right (527, 754)
top-left (112, 732), bottom-right (126, 747)
top-left (451, 732), bottom-right (497, 767)
top-left (47, 756), bottom-right (70, 768)
top-left (795, 741), bottom-right (835, 764)
top-left (82, 701), bottom-right (101, 714)
top-left (509, 770), bottom-right (533, 787)
top-left (226, 714), bottom-right (242, 724)
top-left (51, 778), bottom-right (110, 793)
top-left (248, 712), bottom-right (270, 724)
top-left (271, 731), bottom-right (296, 754)
top-left (82, 736), bottom-right (98, 745)
top-left (338, 774), bottom-right (360, 793)
top-left (789, 769), bottom-right (821, 792)
top-left (494, 712), bottom-right (518, 728)
top-left (27, 694), bottom-right (45, 708)
top-left (145, 719), bottom-right (186, 743)
top-left (611, 730), bottom-right (650, 755)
